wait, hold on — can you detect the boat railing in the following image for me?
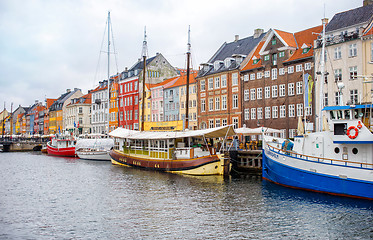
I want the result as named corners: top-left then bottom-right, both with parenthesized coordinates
top-left (267, 144), bottom-right (373, 170)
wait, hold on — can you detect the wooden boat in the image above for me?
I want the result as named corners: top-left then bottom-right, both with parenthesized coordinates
top-left (109, 125), bottom-right (235, 175)
top-left (46, 133), bottom-right (76, 157)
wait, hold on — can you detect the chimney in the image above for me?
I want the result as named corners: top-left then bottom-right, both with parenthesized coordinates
top-left (253, 29), bottom-right (264, 38)
top-left (234, 35), bottom-right (239, 42)
top-left (364, 0), bottom-right (373, 6)
top-left (125, 67), bottom-right (128, 71)
top-left (322, 18), bottom-right (329, 26)
top-left (66, 89), bottom-right (71, 93)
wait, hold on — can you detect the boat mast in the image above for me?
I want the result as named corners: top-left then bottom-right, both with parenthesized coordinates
top-left (185, 26), bottom-right (191, 130)
top-left (318, 18), bottom-right (327, 132)
top-left (107, 11), bottom-right (111, 134)
top-left (141, 27), bottom-right (147, 131)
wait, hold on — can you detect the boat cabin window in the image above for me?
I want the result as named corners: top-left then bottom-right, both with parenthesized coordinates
top-left (354, 109), bottom-right (359, 119)
top-left (334, 123), bottom-right (347, 135)
top-left (337, 110), bottom-right (343, 119)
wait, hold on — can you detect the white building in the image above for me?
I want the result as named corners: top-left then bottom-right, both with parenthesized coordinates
top-left (65, 93), bottom-right (92, 135)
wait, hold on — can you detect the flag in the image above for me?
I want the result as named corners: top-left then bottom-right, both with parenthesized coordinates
top-left (58, 126), bottom-right (61, 134)
top-left (304, 73), bottom-right (313, 107)
top-left (74, 121), bottom-right (76, 128)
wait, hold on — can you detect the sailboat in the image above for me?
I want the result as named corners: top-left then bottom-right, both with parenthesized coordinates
top-left (262, 19), bottom-right (373, 200)
top-left (76, 12), bottom-right (114, 161)
top-left (109, 27), bottom-right (234, 175)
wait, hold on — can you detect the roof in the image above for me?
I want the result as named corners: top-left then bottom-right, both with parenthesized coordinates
top-left (109, 125), bottom-right (236, 139)
top-left (129, 56), bottom-right (157, 72)
top-left (325, 4), bottom-right (373, 33)
top-left (284, 25), bottom-right (323, 63)
top-left (164, 73), bottom-right (197, 89)
top-left (198, 32), bottom-right (266, 77)
top-left (241, 41), bottom-right (265, 72)
top-left (273, 29), bottom-right (297, 48)
top-left (363, 19), bottom-right (373, 37)
top-left (49, 89), bottom-right (80, 111)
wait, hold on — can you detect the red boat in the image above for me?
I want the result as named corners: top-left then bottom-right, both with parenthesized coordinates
top-left (46, 134), bottom-right (77, 157)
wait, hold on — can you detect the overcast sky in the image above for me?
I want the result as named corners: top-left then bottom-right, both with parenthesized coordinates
top-left (0, 0), bottom-right (362, 110)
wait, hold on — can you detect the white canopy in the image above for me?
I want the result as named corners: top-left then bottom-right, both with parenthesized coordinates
top-left (235, 126), bottom-right (282, 136)
top-left (76, 138), bottom-right (114, 150)
top-left (109, 125), bottom-right (236, 140)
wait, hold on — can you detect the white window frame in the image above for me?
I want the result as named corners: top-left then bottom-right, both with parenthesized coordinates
top-left (264, 86), bottom-right (270, 99)
top-left (232, 94), bottom-right (238, 109)
top-left (232, 73), bottom-right (238, 86)
top-left (272, 106), bottom-right (278, 118)
top-left (257, 72), bottom-right (263, 79)
top-left (264, 70), bottom-right (270, 78)
top-left (296, 64), bottom-right (302, 72)
top-left (250, 89), bottom-right (256, 100)
top-left (244, 108), bottom-right (250, 120)
top-left (272, 85), bottom-right (278, 98)
top-left (221, 75), bottom-right (227, 88)
top-left (280, 105), bottom-right (286, 118)
top-left (304, 62), bottom-right (311, 70)
top-left (222, 95), bottom-right (227, 110)
top-left (244, 90), bottom-right (250, 101)
top-left (265, 106), bottom-right (271, 119)
top-left (288, 104), bottom-right (295, 117)
top-left (257, 107), bottom-right (263, 119)
top-left (296, 81), bottom-right (303, 95)
top-left (296, 103), bottom-right (303, 117)
top-left (215, 97), bottom-right (220, 110)
top-left (288, 66), bottom-right (294, 74)
top-left (214, 76), bottom-right (220, 89)
top-left (250, 73), bottom-right (255, 80)
top-left (272, 68), bottom-right (277, 80)
top-left (251, 108), bottom-right (256, 119)
top-left (288, 83), bottom-right (294, 96)
top-left (257, 88), bottom-right (262, 100)
top-left (279, 68), bottom-right (285, 75)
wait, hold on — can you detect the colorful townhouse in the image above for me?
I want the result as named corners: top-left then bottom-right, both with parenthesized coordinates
top-left (109, 75), bottom-right (119, 132)
top-left (0, 109), bottom-right (10, 136)
top-left (44, 98), bottom-right (57, 135)
top-left (49, 88), bottom-right (83, 134)
top-left (313, 2), bottom-right (373, 130)
top-left (66, 93), bottom-right (92, 135)
top-left (196, 29), bottom-right (266, 130)
top-left (117, 53), bottom-right (178, 130)
top-left (91, 80), bottom-right (110, 134)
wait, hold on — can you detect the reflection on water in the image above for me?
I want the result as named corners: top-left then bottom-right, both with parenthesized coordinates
top-left (0, 152), bottom-right (372, 239)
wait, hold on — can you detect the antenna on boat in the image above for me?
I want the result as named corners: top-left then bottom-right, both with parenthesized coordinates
top-left (185, 25), bottom-right (191, 130)
top-left (141, 26), bottom-right (147, 131)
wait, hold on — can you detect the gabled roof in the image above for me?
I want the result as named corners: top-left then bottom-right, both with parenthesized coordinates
top-left (284, 25), bottom-right (323, 63)
top-left (325, 4), bottom-right (373, 33)
top-left (130, 56), bottom-right (157, 72)
top-left (49, 89), bottom-right (80, 111)
top-left (150, 75), bottom-right (179, 89)
top-left (164, 73), bottom-right (197, 89)
top-left (241, 41), bottom-right (265, 72)
top-left (273, 29), bottom-right (297, 48)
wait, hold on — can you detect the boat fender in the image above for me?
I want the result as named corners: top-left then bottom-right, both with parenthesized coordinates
top-left (346, 126), bottom-right (359, 139)
top-left (357, 121), bottom-right (362, 129)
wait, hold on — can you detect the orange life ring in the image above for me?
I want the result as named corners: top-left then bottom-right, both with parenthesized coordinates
top-left (357, 121), bottom-right (362, 129)
top-left (346, 126), bottom-right (359, 139)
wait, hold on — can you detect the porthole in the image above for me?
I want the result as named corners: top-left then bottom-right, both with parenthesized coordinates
top-left (334, 147), bottom-right (340, 154)
top-left (352, 148), bottom-right (358, 154)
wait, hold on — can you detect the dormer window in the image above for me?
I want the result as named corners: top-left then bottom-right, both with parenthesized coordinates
top-left (224, 58), bottom-right (234, 68)
top-left (128, 71), bottom-right (132, 77)
top-left (279, 51), bottom-right (285, 58)
top-left (302, 48), bottom-right (310, 54)
top-left (264, 55), bottom-right (270, 61)
top-left (253, 59), bottom-right (260, 64)
top-left (213, 61), bottom-right (223, 71)
top-left (271, 37), bottom-right (276, 45)
top-left (134, 69), bottom-right (139, 75)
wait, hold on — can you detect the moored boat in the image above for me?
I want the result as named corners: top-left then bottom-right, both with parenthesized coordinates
top-left (262, 105), bottom-right (373, 200)
top-left (46, 133), bottom-right (76, 157)
top-left (109, 125), bottom-right (235, 175)
top-left (76, 137), bottom-right (114, 161)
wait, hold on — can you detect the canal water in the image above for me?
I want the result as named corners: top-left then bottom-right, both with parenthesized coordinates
top-left (0, 152), bottom-right (372, 239)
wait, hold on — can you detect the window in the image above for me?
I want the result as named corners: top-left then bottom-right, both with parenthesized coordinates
top-left (232, 73), bottom-right (238, 86)
top-left (265, 86), bottom-right (270, 99)
top-left (288, 66), bottom-right (294, 74)
top-left (244, 108), bottom-right (250, 120)
top-left (271, 37), bottom-right (276, 45)
top-left (288, 104), bottom-right (295, 117)
top-left (200, 80), bottom-right (205, 91)
top-left (222, 119), bottom-right (227, 126)
top-left (350, 89), bottom-right (358, 104)
top-left (288, 83), bottom-right (294, 96)
top-left (272, 68), bottom-right (277, 80)
top-left (257, 107), bottom-right (263, 119)
top-left (221, 75), bottom-right (227, 87)
top-left (349, 66), bottom-right (357, 80)
top-left (280, 105), bottom-right (286, 118)
top-left (279, 84), bottom-right (285, 97)
top-left (208, 78), bottom-right (213, 90)
top-left (296, 81), bottom-right (303, 95)
top-left (335, 92), bottom-right (341, 106)
top-left (272, 106), bottom-right (278, 118)
top-left (296, 64), bottom-right (302, 72)
top-left (265, 107), bottom-right (271, 119)
top-left (250, 89), bottom-right (256, 100)
top-left (257, 72), bottom-right (263, 79)
top-left (250, 73), bottom-right (255, 80)
top-left (334, 69), bottom-right (342, 81)
top-left (279, 68), bottom-right (285, 75)
top-left (251, 108), bottom-right (256, 119)
top-left (215, 119), bottom-right (221, 127)
top-left (297, 103), bottom-right (303, 116)
top-left (289, 129), bottom-right (296, 138)
top-left (215, 77), bottom-right (220, 89)
top-left (209, 98), bottom-right (214, 111)
top-left (324, 93), bottom-right (329, 107)
top-left (272, 53), bottom-right (277, 65)
top-left (222, 95), bottom-right (227, 110)
top-left (215, 97), bottom-right (220, 110)
top-left (209, 119), bottom-right (214, 128)
top-left (305, 106), bottom-right (312, 116)
top-left (232, 94), bottom-right (238, 109)
top-left (244, 75), bottom-right (249, 82)
top-left (302, 48), bottom-right (310, 54)
top-left (232, 117), bottom-right (239, 129)
top-left (201, 99), bottom-right (206, 112)
top-left (253, 59), bottom-right (260, 64)
top-left (264, 71), bottom-right (270, 78)
top-left (304, 62), bottom-right (311, 70)
top-left (349, 43), bottom-right (357, 57)
top-left (279, 51), bottom-right (285, 58)
top-left (272, 85), bottom-right (278, 98)
top-left (257, 88), bottom-right (262, 99)
top-left (334, 47), bottom-right (341, 59)
top-left (244, 90), bottom-right (250, 101)
top-left (264, 55), bottom-right (270, 61)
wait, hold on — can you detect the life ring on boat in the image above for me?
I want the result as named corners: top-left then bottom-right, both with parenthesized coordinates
top-left (357, 121), bottom-right (362, 129)
top-left (346, 126), bottom-right (359, 139)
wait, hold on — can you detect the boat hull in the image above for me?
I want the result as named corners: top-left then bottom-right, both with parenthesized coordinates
top-left (262, 147), bottom-right (373, 200)
top-left (46, 142), bottom-right (76, 157)
top-left (76, 150), bottom-right (111, 161)
top-left (110, 149), bottom-right (226, 175)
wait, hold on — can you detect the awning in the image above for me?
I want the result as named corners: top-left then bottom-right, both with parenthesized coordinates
top-left (235, 126), bottom-right (281, 136)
